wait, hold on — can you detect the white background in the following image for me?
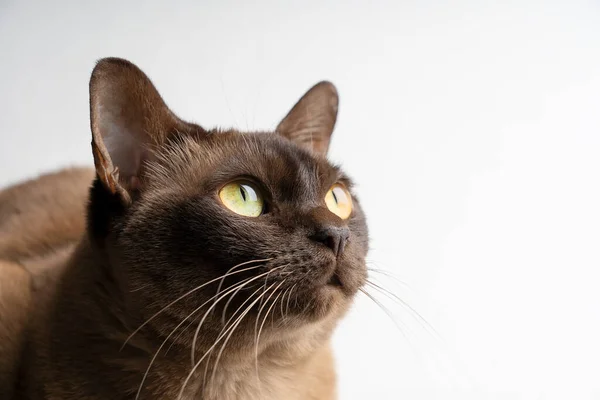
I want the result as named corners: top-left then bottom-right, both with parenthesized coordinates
top-left (1, 1), bottom-right (599, 399)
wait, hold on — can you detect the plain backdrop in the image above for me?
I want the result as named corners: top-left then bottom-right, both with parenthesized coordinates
top-left (1, 1), bottom-right (600, 399)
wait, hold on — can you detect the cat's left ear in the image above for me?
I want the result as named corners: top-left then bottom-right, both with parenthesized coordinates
top-left (276, 81), bottom-right (339, 156)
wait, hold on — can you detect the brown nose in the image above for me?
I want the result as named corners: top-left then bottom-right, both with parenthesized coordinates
top-left (311, 226), bottom-right (350, 257)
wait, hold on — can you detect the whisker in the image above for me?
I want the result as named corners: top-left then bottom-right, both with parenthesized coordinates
top-left (191, 266), bottom-right (284, 365)
top-left (365, 280), bottom-right (440, 339)
top-left (134, 275), bottom-right (256, 400)
top-left (366, 266), bottom-right (410, 288)
top-left (123, 259), bottom-right (268, 349)
top-left (279, 287), bottom-right (291, 320)
top-left (256, 290), bottom-right (282, 359)
top-left (220, 264), bottom-right (286, 326)
top-left (252, 281), bottom-right (285, 387)
top-left (129, 283), bottom-right (152, 293)
top-left (285, 283), bottom-right (297, 318)
top-left (358, 287), bottom-right (414, 343)
top-left (165, 317), bottom-right (197, 355)
top-left (213, 258), bottom-right (273, 311)
top-left (248, 281), bottom-right (275, 390)
top-left (257, 263), bottom-right (290, 310)
top-left (202, 281), bottom-right (274, 389)
top-left (178, 283), bottom-right (275, 400)
top-left (211, 282), bottom-right (281, 392)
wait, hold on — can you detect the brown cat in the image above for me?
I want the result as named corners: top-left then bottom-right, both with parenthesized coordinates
top-left (0, 58), bottom-right (369, 399)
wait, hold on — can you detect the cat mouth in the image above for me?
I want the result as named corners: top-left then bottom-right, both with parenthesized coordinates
top-left (326, 271), bottom-right (343, 287)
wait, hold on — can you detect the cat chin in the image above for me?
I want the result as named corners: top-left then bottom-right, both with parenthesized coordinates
top-left (289, 284), bottom-right (351, 324)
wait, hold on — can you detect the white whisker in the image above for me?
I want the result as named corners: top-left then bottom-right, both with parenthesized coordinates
top-left (365, 280), bottom-right (439, 339)
top-left (211, 282), bottom-right (281, 392)
top-left (359, 287), bottom-right (414, 343)
top-left (134, 275), bottom-right (256, 400)
top-left (253, 280), bottom-right (285, 388)
top-left (191, 266), bottom-right (284, 365)
top-left (123, 259), bottom-right (267, 350)
top-left (178, 283), bottom-right (275, 400)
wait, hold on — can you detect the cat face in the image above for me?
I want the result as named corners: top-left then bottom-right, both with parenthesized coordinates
top-left (88, 58), bottom-right (368, 351)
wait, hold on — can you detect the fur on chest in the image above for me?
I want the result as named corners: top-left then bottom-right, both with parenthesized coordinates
top-left (154, 343), bottom-right (336, 400)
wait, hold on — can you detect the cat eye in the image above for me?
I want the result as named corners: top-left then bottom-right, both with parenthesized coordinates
top-left (325, 183), bottom-right (353, 220)
top-left (218, 181), bottom-right (265, 217)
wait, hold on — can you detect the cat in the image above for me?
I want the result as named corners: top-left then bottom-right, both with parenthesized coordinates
top-left (0, 58), bottom-right (369, 400)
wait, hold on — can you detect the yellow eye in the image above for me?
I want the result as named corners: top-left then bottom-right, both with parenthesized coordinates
top-left (219, 181), bottom-right (264, 217)
top-left (325, 183), bottom-right (353, 219)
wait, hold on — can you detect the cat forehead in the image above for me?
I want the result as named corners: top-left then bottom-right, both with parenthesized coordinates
top-left (151, 131), bottom-right (345, 197)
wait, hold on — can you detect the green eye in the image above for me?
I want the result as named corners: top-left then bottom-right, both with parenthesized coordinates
top-left (218, 181), bottom-right (264, 217)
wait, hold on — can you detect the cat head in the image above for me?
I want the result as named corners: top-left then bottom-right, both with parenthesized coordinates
top-left (87, 58), bottom-right (368, 354)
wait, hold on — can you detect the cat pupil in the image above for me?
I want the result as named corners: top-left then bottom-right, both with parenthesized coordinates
top-left (332, 190), bottom-right (339, 204)
top-left (240, 186), bottom-right (247, 201)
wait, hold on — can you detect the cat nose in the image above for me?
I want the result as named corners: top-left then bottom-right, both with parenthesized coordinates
top-left (311, 226), bottom-right (350, 257)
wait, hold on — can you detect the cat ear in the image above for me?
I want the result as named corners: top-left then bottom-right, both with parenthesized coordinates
top-left (276, 81), bottom-right (339, 156)
top-left (89, 57), bottom-right (189, 203)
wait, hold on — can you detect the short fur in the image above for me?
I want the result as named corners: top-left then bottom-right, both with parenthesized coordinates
top-left (0, 58), bottom-right (369, 399)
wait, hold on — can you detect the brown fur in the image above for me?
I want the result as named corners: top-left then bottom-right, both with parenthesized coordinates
top-left (0, 59), bottom-right (368, 399)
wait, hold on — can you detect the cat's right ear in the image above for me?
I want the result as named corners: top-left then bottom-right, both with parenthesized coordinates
top-left (89, 58), bottom-right (194, 204)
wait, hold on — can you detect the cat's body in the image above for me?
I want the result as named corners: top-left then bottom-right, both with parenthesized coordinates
top-left (0, 168), bottom-right (94, 398)
top-left (0, 58), bottom-right (368, 399)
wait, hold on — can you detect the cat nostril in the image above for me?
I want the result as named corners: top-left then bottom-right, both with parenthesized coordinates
top-left (311, 226), bottom-right (350, 257)
top-left (325, 236), bottom-right (340, 255)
